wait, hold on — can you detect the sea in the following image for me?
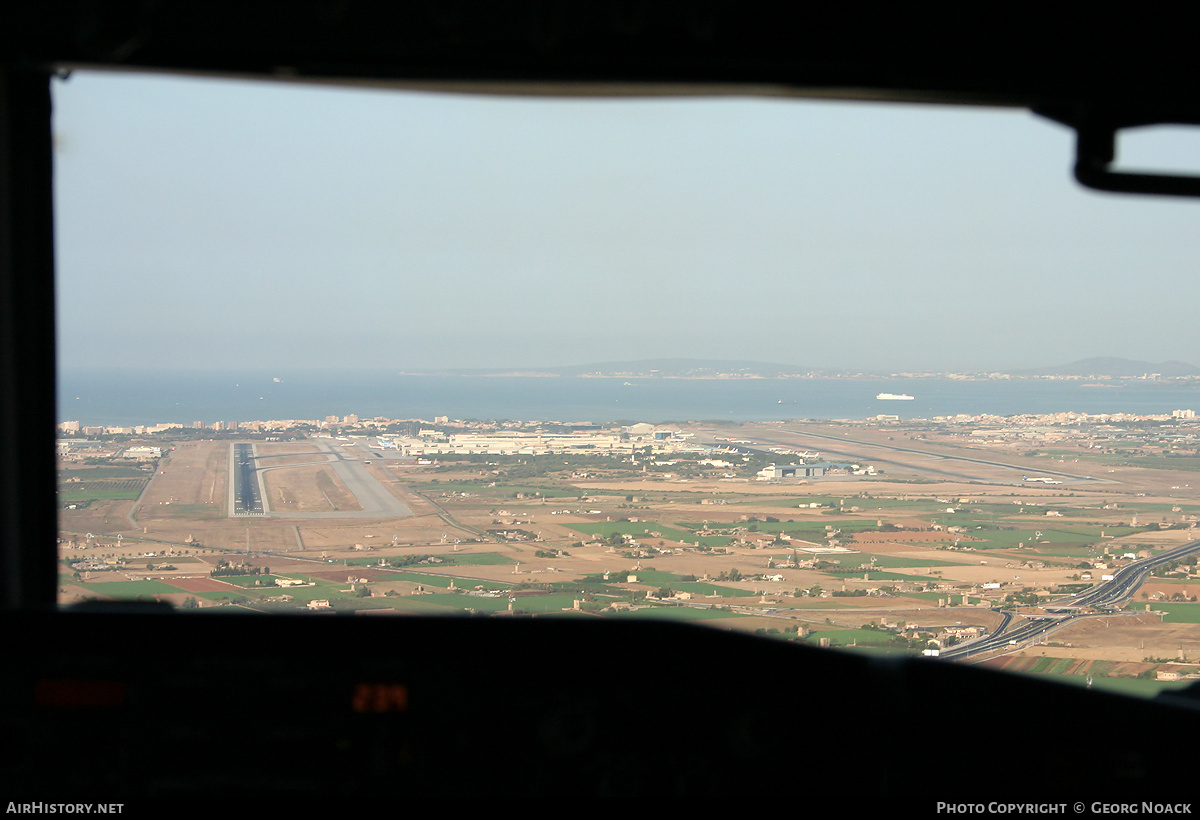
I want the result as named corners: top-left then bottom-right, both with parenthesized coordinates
top-left (57, 369), bottom-right (1200, 428)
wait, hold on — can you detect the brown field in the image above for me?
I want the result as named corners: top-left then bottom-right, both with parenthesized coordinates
top-left (983, 655), bottom-right (1163, 677)
top-left (109, 519), bottom-right (302, 553)
top-left (289, 516), bottom-right (455, 551)
top-left (257, 452), bottom-right (329, 468)
top-left (1047, 612), bottom-right (1200, 659)
top-left (59, 499), bottom-right (137, 536)
top-left (366, 464), bottom-right (441, 515)
top-left (135, 439), bottom-right (227, 520)
top-left (256, 442), bottom-right (322, 456)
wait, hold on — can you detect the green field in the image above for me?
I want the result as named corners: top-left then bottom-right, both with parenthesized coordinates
top-left (80, 579), bottom-right (188, 597)
top-left (196, 589), bottom-right (267, 603)
top-left (682, 519), bottom-right (880, 538)
top-left (953, 526), bottom-right (1104, 551)
top-left (61, 466), bottom-right (152, 479)
top-left (803, 627), bottom-right (900, 647)
top-left (401, 591), bottom-right (587, 614)
top-left (606, 605), bottom-right (745, 621)
top-left (565, 568), bottom-right (748, 598)
top-left (621, 569), bottom-right (676, 584)
top-left (672, 581), bottom-right (753, 598)
top-left (343, 552), bottom-right (514, 568)
top-left (439, 552), bottom-right (515, 565)
top-left (1147, 603), bottom-right (1200, 623)
top-left (762, 495), bottom-right (936, 511)
top-left (833, 552), bottom-right (961, 569)
top-left (1035, 452), bottom-right (1200, 472)
top-left (380, 571), bottom-right (512, 590)
top-left (508, 593), bottom-right (586, 613)
top-left (1026, 656), bottom-right (1077, 674)
top-left (566, 521), bottom-right (732, 547)
top-left (362, 596), bottom-right (467, 614)
top-left (59, 479), bottom-right (147, 502)
top-left (216, 574), bottom-right (286, 588)
top-left (1028, 672), bottom-right (1194, 699)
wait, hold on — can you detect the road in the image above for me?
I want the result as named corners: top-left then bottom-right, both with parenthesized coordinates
top-left (940, 538), bottom-right (1200, 661)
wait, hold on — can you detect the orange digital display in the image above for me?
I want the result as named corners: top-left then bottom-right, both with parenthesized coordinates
top-left (351, 683), bottom-right (408, 713)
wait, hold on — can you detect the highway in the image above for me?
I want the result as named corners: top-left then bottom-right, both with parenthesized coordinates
top-left (940, 538), bottom-right (1200, 661)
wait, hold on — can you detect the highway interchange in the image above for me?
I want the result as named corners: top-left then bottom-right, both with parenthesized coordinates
top-left (941, 538), bottom-right (1200, 661)
top-left (710, 428), bottom-right (1197, 663)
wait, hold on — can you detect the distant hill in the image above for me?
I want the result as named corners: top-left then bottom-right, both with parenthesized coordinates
top-left (425, 356), bottom-right (1200, 378)
top-left (551, 359), bottom-right (824, 377)
top-left (435, 359), bottom-right (825, 378)
top-left (1013, 357), bottom-right (1200, 377)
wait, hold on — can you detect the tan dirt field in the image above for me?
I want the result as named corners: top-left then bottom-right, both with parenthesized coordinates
top-left (1049, 612), bottom-right (1200, 656)
top-left (366, 464), bottom-right (440, 514)
top-left (255, 442), bottom-right (323, 456)
top-left (263, 464), bottom-right (362, 512)
top-left (136, 439), bottom-right (227, 519)
top-left (59, 500), bottom-right (137, 537)
top-left (256, 452), bottom-right (330, 468)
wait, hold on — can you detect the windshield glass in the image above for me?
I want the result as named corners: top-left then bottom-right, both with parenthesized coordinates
top-left (53, 70), bottom-right (1200, 697)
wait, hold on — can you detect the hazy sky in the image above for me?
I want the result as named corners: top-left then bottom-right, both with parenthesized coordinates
top-left (53, 70), bottom-right (1200, 373)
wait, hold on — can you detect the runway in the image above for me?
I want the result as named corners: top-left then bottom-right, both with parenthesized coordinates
top-left (228, 441), bottom-right (412, 519)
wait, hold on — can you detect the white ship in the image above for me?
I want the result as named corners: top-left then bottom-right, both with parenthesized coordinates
top-left (876, 392), bottom-right (914, 400)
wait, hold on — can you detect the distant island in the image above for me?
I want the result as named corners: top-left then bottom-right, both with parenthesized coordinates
top-left (1008, 357), bottom-right (1200, 378)
top-left (404, 356), bottom-right (1200, 380)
